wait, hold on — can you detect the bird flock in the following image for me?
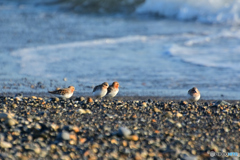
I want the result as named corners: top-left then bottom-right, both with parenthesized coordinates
top-left (48, 82), bottom-right (120, 100)
top-left (48, 81), bottom-right (200, 102)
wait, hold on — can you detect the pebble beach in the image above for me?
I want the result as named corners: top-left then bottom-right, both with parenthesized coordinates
top-left (0, 96), bottom-right (239, 159)
top-left (1, 0), bottom-right (240, 159)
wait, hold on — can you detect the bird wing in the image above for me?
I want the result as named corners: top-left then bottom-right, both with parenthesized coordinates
top-left (48, 89), bottom-right (68, 95)
top-left (93, 85), bottom-right (101, 92)
top-left (107, 86), bottom-right (113, 95)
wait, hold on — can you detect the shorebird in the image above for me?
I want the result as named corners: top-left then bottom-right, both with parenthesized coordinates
top-left (188, 87), bottom-right (200, 102)
top-left (15, 93), bottom-right (23, 101)
top-left (48, 86), bottom-right (75, 99)
top-left (106, 81), bottom-right (119, 99)
top-left (92, 82), bottom-right (109, 99)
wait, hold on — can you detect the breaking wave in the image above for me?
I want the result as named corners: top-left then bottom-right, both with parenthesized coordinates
top-left (59, 0), bottom-right (240, 24)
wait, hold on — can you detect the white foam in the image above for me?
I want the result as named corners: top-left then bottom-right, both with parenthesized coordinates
top-left (168, 43), bottom-right (240, 71)
top-left (10, 35), bottom-right (156, 78)
top-left (136, 0), bottom-right (240, 24)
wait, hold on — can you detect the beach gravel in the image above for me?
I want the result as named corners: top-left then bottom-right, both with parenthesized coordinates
top-left (0, 97), bottom-right (239, 159)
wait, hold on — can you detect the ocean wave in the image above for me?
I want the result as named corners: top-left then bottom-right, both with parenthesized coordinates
top-left (167, 29), bottom-right (240, 71)
top-left (57, 0), bottom-right (144, 13)
top-left (136, 0), bottom-right (240, 24)
top-left (58, 0), bottom-right (240, 24)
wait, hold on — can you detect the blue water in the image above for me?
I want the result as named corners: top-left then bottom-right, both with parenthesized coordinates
top-left (0, 0), bottom-right (240, 99)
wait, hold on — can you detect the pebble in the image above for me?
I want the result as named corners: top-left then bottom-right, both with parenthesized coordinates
top-left (176, 112), bottom-right (183, 118)
top-left (127, 135), bottom-right (139, 141)
top-left (153, 107), bottom-right (161, 113)
top-left (0, 113), bottom-right (8, 119)
top-left (11, 103), bottom-right (18, 108)
top-left (87, 97), bottom-right (93, 103)
top-left (118, 127), bottom-right (132, 138)
top-left (0, 141), bottom-right (12, 148)
top-left (80, 97), bottom-right (85, 101)
top-left (61, 130), bottom-right (70, 140)
top-left (78, 109), bottom-right (86, 114)
top-left (0, 96), bottom-right (239, 159)
top-left (6, 118), bottom-right (17, 126)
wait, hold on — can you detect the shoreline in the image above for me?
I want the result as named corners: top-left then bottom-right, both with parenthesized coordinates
top-left (0, 92), bottom-right (239, 102)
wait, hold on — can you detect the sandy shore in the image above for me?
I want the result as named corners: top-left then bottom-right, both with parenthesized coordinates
top-left (0, 96), bottom-right (239, 159)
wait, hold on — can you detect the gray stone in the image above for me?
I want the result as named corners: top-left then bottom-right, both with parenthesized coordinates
top-left (118, 127), bottom-right (131, 138)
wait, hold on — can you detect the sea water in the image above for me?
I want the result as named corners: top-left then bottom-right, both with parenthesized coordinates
top-left (0, 0), bottom-right (240, 99)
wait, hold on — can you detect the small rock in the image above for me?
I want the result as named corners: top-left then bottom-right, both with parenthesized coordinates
top-left (0, 113), bottom-right (8, 119)
top-left (79, 138), bottom-right (87, 144)
top-left (127, 135), bottom-right (139, 141)
top-left (80, 97), bottom-right (85, 101)
top-left (31, 96), bottom-right (37, 99)
top-left (0, 141), bottom-right (12, 148)
top-left (6, 118), bottom-right (17, 126)
top-left (122, 140), bottom-right (128, 147)
top-left (85, 109), bottom-right (92, 114)
top-left (11, 104), bottom-right (18, 108)
top-left (213, 100), bottom-right (230, 106)
top-left (51, 124), bottom-right (59, 131)
top-left (224, 127), bottom-right (229, 132)
top-left (78, 109), bottom-right (86, 114)
top-left (33, 123), bottom-right (42, 130)
top-left (111, 139), bottom-right (118, 145)
top-left (61, 130), bottom-right (70, 140)
top-left (176, 112), bottom-right (183, 118)
top-left (153, 107), bottom-right (161, 113)
top-left (118, 127), bottom-right (131, 138)
top-left (142, 102), bottom-right (147, 107)
top-left (181, 101), bottom-right (188, 105)
top-left (72, 126), bottom-right (80, 133)
top-left (87, 97), bottom-right (93, 103)
top-left (70, 133), bottom-right (77, 141)
top-left (176, 122), bottom-right (182, 128)
top-left (165, 111), bottom-right (173, 118)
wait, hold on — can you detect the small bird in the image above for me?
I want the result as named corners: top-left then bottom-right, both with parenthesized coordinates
top-left (92, 82), bottom-right (109, 99)
top-left (106, 81), bottom-right (119, 99)
top-left (188, 87), bottom-right (200, 102)
top-left (15, 93), bottom-right (23, 101)
top-left (48, 86), bottom-right (75, 99)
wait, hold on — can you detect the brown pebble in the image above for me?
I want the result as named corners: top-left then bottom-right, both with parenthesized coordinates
top-left (11, 103), bottom-right (18, 108)
top-left (83, 150), bottom-right (89, 157)
top-left (134, 152), bottom-right (142, 160)
top-left (132, 114), bottom-right (137, 119)
top-left (111, 139), bottom-right (118, 145)
top-left (142, 102), bottom-right (147, 107)
top-left (31, 96), bottom-right (37, 99)
top-left (165, 111), bottom-right (173, 118)
top-left (122, 140), bottom-right (128, 147)
top-left (87, 97), bottom-right (93, 103)
top-left (80, 138), bottom-right (87, 144)
top-left (153, 107), bottom-right (161, 113)
top-left (154, 130), bottom-right (160, 134)
top-left (127, 135), bottom-right (139, 141)
top-left (176, 112), bottom-right (183, 118)
top-left (72, 126), bottom-right (80, 133)
top-left (182, 101), bottom-right (188, 105)
top-left (151, 119), bottom-right (157, 123)
top-left (70, 133), bottom-right (77, 141)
